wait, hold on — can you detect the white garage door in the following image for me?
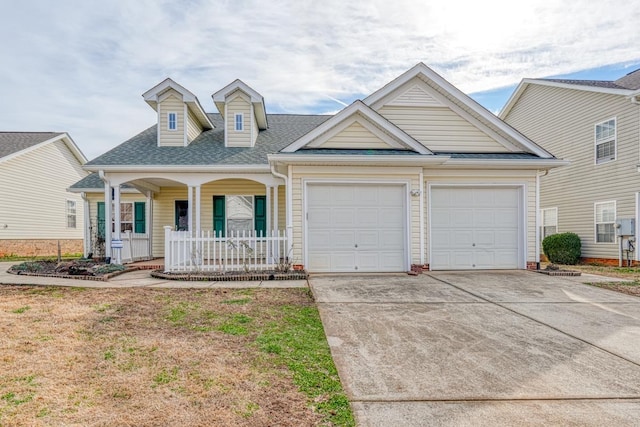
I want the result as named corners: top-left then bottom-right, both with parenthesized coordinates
top-left (430, 187), bottom-right (522, 270)
top-left (306, 183), bottom-right (406, 272)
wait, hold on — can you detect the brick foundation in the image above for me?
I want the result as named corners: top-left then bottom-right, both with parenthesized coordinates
top-left (0, 239), bottom-right (83, 257)
top-left (579, 257), bottom-right (640, 267)
top-left (526, 262), bottom-right (539, 270)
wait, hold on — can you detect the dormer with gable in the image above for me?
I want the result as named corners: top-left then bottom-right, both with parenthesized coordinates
top-left (212, 80), bottom-right (268, 147)
top-left (142, 78), bottom-right (214, 147)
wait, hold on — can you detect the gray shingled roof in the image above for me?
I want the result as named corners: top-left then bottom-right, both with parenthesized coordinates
top-left (0, 132), bottom-right (63, 159)
top-left (69, 172), bottom-right (136, 190)
top-left (541, 79), bottom-right (628, 90)
top-left (294, 148), bottom-right (421, 156)
top-left (441, 152), bottom-right (541, 159)
top-left (86, 114), bottom-right (331, 167)
top-left (542, 68), bottom-right (640, 91)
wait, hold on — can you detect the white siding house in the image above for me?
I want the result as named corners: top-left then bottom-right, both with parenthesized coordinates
top-left (0, 132), bottom-right (88, 256)
top-left (501, 69), bottom-right (640, 263)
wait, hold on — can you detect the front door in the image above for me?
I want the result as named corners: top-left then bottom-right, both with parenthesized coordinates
top-left (175, 200), bottom-right (188, 231)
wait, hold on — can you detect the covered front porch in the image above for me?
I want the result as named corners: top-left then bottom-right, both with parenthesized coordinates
top-left (99, 171), bottom-right (290, 272)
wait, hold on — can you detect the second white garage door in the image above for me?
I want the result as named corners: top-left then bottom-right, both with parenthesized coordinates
top-left (430, 186), bottom-right (523, 270)
top-left (306, 183), bottom-right (406, 272)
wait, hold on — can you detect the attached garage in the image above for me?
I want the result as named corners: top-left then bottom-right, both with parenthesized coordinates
top-left (430, 186), bottom-right (524, 270)
top-left (305, 183), bottom-right (407, 272)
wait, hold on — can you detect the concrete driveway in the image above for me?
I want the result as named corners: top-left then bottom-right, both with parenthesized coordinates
top-left (310, 271), bottom-right (640, 426)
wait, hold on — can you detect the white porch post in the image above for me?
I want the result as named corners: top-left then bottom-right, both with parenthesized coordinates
top-left (273, 186), bottom-right (279, 231)
top-left (81, 192), bottom-right (90, 257)
top-left (146, 191), bottom-right (153, 258)
top-left (113, 185), bottom-right (122, 264)
top-left (195, 185), bottom-right (201, 234)
top-left (104, 183), bottom-right (112, 260)
top-left (187, 185), bottom-right (194, 233)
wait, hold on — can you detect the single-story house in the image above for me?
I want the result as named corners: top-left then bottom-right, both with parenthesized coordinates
top-left (69, 63), bottom-right (567, 272)
top-left (0, 132), bottom-right (88, 256)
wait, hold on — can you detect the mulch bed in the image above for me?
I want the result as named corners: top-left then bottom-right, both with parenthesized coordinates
top-left (7, 260), bottom-right (135, 282)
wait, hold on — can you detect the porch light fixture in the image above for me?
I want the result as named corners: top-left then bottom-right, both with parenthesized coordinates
top-left (410, 189), bottom-right (421, 197)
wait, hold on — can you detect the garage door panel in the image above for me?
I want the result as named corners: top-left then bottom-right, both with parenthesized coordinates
top-left (331, 231), bottom-right (356, 248)
top-left (431, 187), bottom-right (521, 270)
top-left (357, 208), bottom-right (379, 226)
top-left (307, 183), bottom-right (406, 272)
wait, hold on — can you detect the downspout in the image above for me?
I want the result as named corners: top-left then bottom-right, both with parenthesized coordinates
top-left (269, 161), bottom-right (292, 256)
top-left (419, 170), bottom-right (425, 266)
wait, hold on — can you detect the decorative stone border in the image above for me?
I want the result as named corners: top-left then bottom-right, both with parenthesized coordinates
top-left (535, 270), bottom-right (581, 277)
top-left (6, 266), bottom-right (139, 282)
top-left (151, 270), bottom-right (308, 282)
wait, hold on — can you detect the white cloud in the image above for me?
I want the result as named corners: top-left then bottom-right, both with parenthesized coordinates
top-left (0, 0), bottom-right (639, 159)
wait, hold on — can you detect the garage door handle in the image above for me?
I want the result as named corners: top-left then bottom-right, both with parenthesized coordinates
top-left (472, 243), bottom-right (476, 247)
top-left (355, 244), bottom-right (358, 248)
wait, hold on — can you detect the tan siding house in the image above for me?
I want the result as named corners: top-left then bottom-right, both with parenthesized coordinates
top-left (0, 132), bottom-right (88, 256)
top-left (501, 70), bottom-right (640, 263)
top-left (72, 64), bottom-right (566, 272)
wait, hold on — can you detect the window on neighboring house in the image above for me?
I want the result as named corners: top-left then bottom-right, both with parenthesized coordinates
top-left (235, 113), bottom-right (243, 131)
top-left (595, 201), bottom-right (616, 243)
top-left (168, 112), bottom-right (177, 131)
top-left (213, 195), bottom-right (266, 236)
top-left (66, 200), bottom-right (77, 228)
top-left (595, 118), bottom-right (616, 164)
top-left (541, 207), bottom-right (558, 240)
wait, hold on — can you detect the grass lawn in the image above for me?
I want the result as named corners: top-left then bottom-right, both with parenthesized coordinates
top-left (549, 263), bottom-right (640, 297)
top-left (0, 286), bottom-right (353, 426)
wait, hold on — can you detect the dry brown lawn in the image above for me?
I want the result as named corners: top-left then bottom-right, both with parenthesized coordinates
top-left (0, 286), bottom-right (331, 426)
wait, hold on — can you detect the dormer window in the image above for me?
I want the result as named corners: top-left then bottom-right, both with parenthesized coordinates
top-left (168, 112), bottom-right (177, 131)
top-left (235, 113), bottom-right (244, 131)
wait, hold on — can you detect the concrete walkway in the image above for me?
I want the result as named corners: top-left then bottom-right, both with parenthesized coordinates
top-left (310, 271), bottom-right (640, 426)
top-left (0, 262), bottom-right (307, 288)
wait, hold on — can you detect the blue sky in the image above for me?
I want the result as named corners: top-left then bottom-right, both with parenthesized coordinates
top-left (1, 1), bottom-right (639, 159)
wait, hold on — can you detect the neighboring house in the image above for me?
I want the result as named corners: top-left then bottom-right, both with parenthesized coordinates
top-left (0, 132), bottom-right (88, 256)
top-left (500, 68), bottom-right (640, 264)
top-left (69, 63), bottom-right (567, 272)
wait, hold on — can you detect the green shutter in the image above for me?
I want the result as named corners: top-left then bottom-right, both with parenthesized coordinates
top-left (134, 202), bottom-right (145, 233)
top-left (213, 196), bottom-right (225, 237)
top-left (254, 195), bottom-right (266, 237)
top-left (97, 202), bottom-right (105, 238)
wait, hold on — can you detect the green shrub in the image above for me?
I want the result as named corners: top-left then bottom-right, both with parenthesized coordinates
top-left (542, 232), bottom-right (581, 265)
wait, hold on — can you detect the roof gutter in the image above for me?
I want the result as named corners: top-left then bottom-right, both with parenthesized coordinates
top-left (84, 164), bottom-right (272, 173)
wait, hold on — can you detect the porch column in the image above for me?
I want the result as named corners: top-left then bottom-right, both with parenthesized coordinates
top-left (146, 190), bottom-right (153, 259)
top-left (266, 186), bottom-right (272, 234)
top-left (187, 185), bottom-right (194, 232)
top-left (113, 185), bottom-right (122, 264)
top-left (81, 192), bottom-right (90, 257)
top-left (104, 183), bottom-right (112, 260)
top-left (195, 185), bottom-right (201, 234)
top-left (273, 186), bottom-right (279, 232)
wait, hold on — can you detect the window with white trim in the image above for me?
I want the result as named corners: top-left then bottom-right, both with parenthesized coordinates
top-left (541, 207), bottom-right (558, 240)
top-left (595, 201), bottom-right (616, 243)
top-left (66, 200), bottom-right (77, 228)
top-left (234, 113), bottom-right (243, 131)
top-left (595, 118), bottom-right (616, 164)
top-left (227, 195), bottom-right (253, 233)
top-left (110, 202), bottom-right (133, 233)
top-left (168, 112), bottom-right (177, 131)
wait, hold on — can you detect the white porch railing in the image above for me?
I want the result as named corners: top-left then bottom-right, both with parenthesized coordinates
top-left (121, 231), bottom-right (151, 263)
top-left (164, 227), bottom-right (291, 273)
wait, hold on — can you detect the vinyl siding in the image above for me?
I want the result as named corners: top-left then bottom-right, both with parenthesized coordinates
top-left (291, 166), bottom-right (422, 267)
top-left (186, 108), bottom-right (202, 143)
top-left (316, 121), bottom-right (390, 149)
top-left (423, 169), bottom-right (538, 265)
top-left (158, 91), bottom-right (185, 146)
top-left (226, 92), bottom-right (253, 147)
top-left (378, 106), bottom-right (509, 152)
top-left (503, 84), bottom-right (640, 259)
top-left (151, 179), bottom-right (281, 256)
top-left (386, 83), bottom-right (443, 107)
top-left (0, 140), bottom-right (87, 239)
